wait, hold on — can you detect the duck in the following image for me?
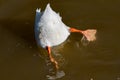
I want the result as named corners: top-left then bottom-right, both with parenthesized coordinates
top-left (34, 3), bottom-right (97, 70)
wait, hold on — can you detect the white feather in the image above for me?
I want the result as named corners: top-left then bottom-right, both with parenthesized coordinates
top-left (35, 3), bottom-right (70, 48)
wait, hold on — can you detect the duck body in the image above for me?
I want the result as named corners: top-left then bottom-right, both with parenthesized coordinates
top-left (35, 4), bottom-right (70, 48)
top-left (34, 3), bottom-right (97, 77)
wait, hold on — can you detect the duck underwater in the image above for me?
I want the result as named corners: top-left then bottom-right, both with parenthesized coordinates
top-left (34, 3), bottom-right (97, 79)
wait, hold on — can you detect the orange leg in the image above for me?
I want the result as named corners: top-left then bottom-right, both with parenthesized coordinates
top-left (69, 27), bottom-right (97, 41)
top-left (46, 46), bottom-right (59, 69)
top-left (69, 28), bottom-right (82, 33)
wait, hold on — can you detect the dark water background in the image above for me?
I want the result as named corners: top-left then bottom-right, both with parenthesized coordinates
top-left (0, 0), bottom-right (120, 80)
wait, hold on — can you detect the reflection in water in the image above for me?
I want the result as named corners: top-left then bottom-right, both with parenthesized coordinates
top-left (81, 36), bottom-right (90, 46)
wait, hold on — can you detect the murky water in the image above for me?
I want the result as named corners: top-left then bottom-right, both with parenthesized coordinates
top-left (0, 0), bottom-right (120, 80)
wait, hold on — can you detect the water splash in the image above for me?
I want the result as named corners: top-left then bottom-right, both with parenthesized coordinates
top-left (46, 70), bottom-right (65, 80)
top-left (81, 36), bottom-right (90, 46)
top-left (53, 52), bottom-right (65, 68)
top-left (45, 55), bottom-right (65, 80)
top-left (45, 45), bottom-right (66, 80)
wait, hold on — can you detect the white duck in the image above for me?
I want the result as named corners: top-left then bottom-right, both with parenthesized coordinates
top-left (35, 3), bottom-right (96, 69)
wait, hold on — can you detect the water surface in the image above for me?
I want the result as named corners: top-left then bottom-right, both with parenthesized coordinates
top-left (0, 0), bottom-right (120, 80)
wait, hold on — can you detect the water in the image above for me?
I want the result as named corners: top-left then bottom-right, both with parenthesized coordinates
top-left (0, 0), bottom-right (120, 80)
